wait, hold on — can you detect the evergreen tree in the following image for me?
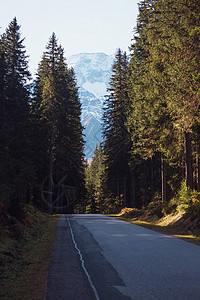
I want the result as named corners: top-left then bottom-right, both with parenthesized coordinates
top-left (126, 1), bottom-right (164, 205)
top-left (158, 0), bottom-right (200, 190)
top-left (143, 0), bottom-right (200, 190)
top-left (103, 49), bottom-right (132, 207)
top-left (0, 34), bottom-right (9, 208)
top-left (0, 18), bottom-right (32, 213)
top-left (127, 0), bottom-right (200, 207)
top-left (85, 144), bottom-right (105, 213)
top-left (33, 33), bottom-right (85, 213)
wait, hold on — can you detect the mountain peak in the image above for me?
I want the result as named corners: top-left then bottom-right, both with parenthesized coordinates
top-left (67, 52), bottom-right (114, 159)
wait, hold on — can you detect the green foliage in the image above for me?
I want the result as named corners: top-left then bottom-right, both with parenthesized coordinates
top-left (160, 180), bottom-right (200, 220)
top-left (0, 18), bottom-right (33, 212)
top-left (0, 20), bottom-right (85, 214)
top-left (1, 4), bottom-right (200, 218)
top-left (85, 144), bottom-right (105, 213)
top-left (170, 181), bottom-right (200, 216)
top-left (102, 49), bottom-right (132, 208)
top-left (186, 195), bottom-right (200, 219)
top-left (100, 195), bottom-right (122, 214)
top-left (33, 33), bottom-right (85, 213)
top-left (85, 143), bottom-right (124, 214)
top-left (173, 181), bottom-right (191, 210)
top-left (125, 0), bottom-right (200, 208)
top-left (147, 201), bottom-right (164, 218)
top-left (88, 0), bottom-right (200, 214)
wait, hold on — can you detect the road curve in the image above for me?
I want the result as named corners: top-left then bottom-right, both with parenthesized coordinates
top-left (46, 214), bottom-right (200, 300)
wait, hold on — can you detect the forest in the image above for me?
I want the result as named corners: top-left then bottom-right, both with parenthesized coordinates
top-left (0, 18), bottom-right (85, 216)
top-left (0, 0), bottom-right (200, 220)
top-left (1, 1), bottom-right (200, 298)
top-left (85, 0), bottom-right (200, 219)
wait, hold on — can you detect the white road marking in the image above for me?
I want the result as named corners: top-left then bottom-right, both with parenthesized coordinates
top-left (66, 217), bottom-right (100, 300)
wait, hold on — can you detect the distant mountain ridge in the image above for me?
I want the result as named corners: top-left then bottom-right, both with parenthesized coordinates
top-left (67, 52), bottom-right (114, 159)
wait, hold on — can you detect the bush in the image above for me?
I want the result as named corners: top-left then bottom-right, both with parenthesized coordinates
top-left (186, 194), bottom-right (200, 218)
top-left (171, 180), bottom-right (200, 217)
top-left (162, 202), bottom-right (177, 216)
top-left (175, 181), bottom-right (190, 210)
top-left (147, 200), bottom-right (164, 218)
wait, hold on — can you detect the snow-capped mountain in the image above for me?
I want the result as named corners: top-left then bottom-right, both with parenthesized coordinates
top-left (67, 53), bottom-right (114, 159)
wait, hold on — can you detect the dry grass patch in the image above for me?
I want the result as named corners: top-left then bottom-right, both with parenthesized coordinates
top-left (0, 206), bottom-right (58, 300)
top-left (111, 207), bottom-right (200, 246)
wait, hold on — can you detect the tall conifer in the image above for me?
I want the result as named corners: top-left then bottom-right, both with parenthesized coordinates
top-left (103, 49), bottom-right (131, 207)
top-left (33, 34), bottom-right (85, 213)
top-left (0, 18), bottom-right (32, 212)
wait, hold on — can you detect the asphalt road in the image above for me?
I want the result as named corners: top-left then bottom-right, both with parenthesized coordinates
top-left (46, 214), bottom-right (200, 300)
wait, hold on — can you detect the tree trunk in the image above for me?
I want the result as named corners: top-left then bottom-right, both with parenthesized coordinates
top-left (48, 133), bottom-right (53, 213)
top-left (197, 156), bottom-right (200, 192)
top-left (26, 184), bottom-right (30, 204)
top-left (60, 185), bottom-right (64, 213)
top-left (117, 170), bottom-right (120, 198)
top-left (123, 173), bottom-right (127, 207)
top-left (132, 174), bottom-right (136, 208)
top-left (56, 185), bottom-right (60, 213)
top-left (195, 133), bottom-right (200, 192)
top-left (150, 158), bottom-right (154, 201)
top-left (161, 154), bottom-right (167, 203)
top-left (184, 132), bottom-right (193, 190)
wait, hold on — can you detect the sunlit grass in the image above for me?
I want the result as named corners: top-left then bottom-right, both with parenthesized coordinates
top-left (111, 212), bottom-right (200, 246)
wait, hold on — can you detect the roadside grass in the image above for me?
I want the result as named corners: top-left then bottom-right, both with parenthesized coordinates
top-left (109, 208), bottom-right (200, 246)
top-left (0, 205), bottom-right (58, 300)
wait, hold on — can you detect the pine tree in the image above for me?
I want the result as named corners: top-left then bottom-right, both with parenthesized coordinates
top-left (127, 1), bottom-right (165, 204)
top-left (160, 0), bottom-right (200, 190)
top-left (33, 33), bottom-right (85, 213)
top-left (0, 34), bottom-right (9, 208)
top-left (0, 18), bottom-right (32, 213)
top-left (103, 49), bottom-right (132, 207)
top-left (127, 0), bottom-right (200, 206)
top-left (85, 144), bottom-right (105, 213)
top-left (144, 0), bottom-right (200, 190)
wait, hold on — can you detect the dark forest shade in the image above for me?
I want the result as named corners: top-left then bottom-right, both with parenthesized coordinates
top-left (1, 0), bottom-right (200, 216)
top-left (127, 0), bottom-right (200, 202)
top-left (33, 33), bottom-right (85, 213)
top-left (0, 21), bottom-right (85, 214)
top-left (86, 0), bottom-right (200, 213)
top-left (102, 48), bottom-right (132, 207)
top-left (0, 18), bottom-right (32, 214)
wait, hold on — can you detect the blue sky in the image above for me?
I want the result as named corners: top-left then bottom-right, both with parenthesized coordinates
top-left (0, 0), bottom-right (139, 75)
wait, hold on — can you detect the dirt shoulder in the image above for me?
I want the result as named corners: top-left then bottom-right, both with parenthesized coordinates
top-left (110, 207), bottom-right (200, 246)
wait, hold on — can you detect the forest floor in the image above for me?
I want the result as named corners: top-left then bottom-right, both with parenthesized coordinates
top-left (111, 207), bottom-right (200, 246)
top-left (0, 205), bottom-right (58, 300)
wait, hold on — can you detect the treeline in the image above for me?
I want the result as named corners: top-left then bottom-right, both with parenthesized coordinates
top-left (0, 18), bottom-right (85, 216)
top-left (86, 0), bottom-right (200, 213)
